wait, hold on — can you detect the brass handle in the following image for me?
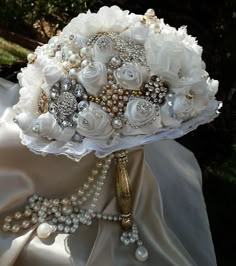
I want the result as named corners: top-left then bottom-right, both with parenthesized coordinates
top-left (115, 151), bottom-right (132, 230)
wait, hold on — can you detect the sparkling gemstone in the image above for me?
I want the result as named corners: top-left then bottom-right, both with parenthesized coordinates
top-left (57, 92), bottom-right (77, 116)
top-left (72, 112), bottom-right (79, 123)
top-left (74, 84), bottom-right (85, 98)
top-left (61, 120), bottom-right (72, 128)
top-left (112, 118), bottom-right (123, 129)
top-left (78, 101), bottom-right (89, 112)
top-left (61, 78), bottom-right (71, 91)
top-left (50, 90), bottom-right (59, 100)
top-left (48, 103), bottom-right (58, 114)
top-left (136, 102), bottom-right (153, 114)
top-left (52, 82), bottom-right (60, 90)
top-left (72, 133), bottom-right (83, 143)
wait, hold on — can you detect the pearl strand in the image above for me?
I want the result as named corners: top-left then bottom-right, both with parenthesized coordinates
top-left (1, 152), bottom-right (148, 262)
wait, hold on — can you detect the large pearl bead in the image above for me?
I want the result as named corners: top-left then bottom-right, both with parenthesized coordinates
top-left (37, 223), bottom-right (53, 239)
top-left (69, 68), bottom-right (78, 79)
top-left (27, 53), bottom-right (37, 63)
top-left (80, 47), bottom-right (92, 58)
top-left (81, 59), bottom-right (90, 68)
top-left (110, 56), bottom-right (122, 67)
top-left (135, 246), bottom-right (149, 262)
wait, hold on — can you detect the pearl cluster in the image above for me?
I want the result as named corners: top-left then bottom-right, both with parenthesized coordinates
top-left (1, 153), bottom-right (148, 262)
top-left (2, 155), bottom-right (112, 235)
top-left (120, 224), bottom-right (149, 262)
top-left (100, 83), bottom-right (129, 117)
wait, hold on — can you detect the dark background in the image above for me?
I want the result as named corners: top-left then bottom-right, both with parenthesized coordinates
top-left (0, 1), bottom-right (236, 265)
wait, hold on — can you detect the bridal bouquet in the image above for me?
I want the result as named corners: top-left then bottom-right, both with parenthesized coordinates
top-left (14, 6), bottom-right (220, 160)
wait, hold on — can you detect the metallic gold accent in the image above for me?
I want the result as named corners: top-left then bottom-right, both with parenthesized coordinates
top-left (186, 92), bottom-right (194, 100)
top-left (115, 150), bottom-right (132, 230)
top-left (38, 89), bottom-right (48, 114)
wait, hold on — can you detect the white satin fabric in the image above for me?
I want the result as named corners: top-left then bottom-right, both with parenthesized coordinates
top-left (0, 80), bottom-right (217, 266)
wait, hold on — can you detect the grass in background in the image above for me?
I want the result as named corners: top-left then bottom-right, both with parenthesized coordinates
top-left (0, 37), bottom-right (31, 64)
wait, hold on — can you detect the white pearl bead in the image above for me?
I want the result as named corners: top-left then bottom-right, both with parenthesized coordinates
top-left (69, 68), bottom-right (78, 79)
top-left (37, 223), bottom-right (53, 239)
top-left (145, 8), bottom-right (155, 18)
top-left (110, 56), bottom-right (121, 67)
top-left (135, 246), bottom-right (149, 262)
top-left (27, 53), bottom-right (37, 63)
top-left (69, 54), bottom-right (80, 65)
top-left (80, 47), bottom-right (92, 58)
top-left (81, 59), bottom-right (90, 68)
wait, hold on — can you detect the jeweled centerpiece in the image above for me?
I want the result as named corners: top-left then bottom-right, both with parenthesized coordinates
top-left (5, 6), bottom-right (221, 263)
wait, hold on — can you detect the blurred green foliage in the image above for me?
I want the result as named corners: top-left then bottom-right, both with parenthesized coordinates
top-left (0, 0), bottom-right (96, 41)
top-left (206, 144), bottom-right (236, 184)
top-left (0, 37), bottom-right (31, 64)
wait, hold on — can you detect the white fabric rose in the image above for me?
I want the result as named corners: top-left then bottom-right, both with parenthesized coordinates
top-left (43, 63), bottom-right (63, 86)
top-left (33, 113), bottom-right (61, 139)
top-left (14, 112), bottom-right (37, 134)
top-left (122, 98), bottom-right (162, 135)
top-left (93, 35), bottom-right (114, 63)
top-left (78, 62), bottom-right (107, 96)
top-left (114, 63), bottom-right (144, 90)
top-left (76, 102), bottom-right (114, 140)
top-left (172, 80), bottom-right (209, 120)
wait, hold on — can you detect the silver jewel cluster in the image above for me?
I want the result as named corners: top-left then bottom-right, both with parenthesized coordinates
top-left (141, 75), bottom-right (169, 105)
top-left (45, 31), bottom-right (168, 135)
top-left (87, 32), bottom-right (148, 68)
top-left (128, 104), bottom-right (160, 129)
top-left (48, 79), bottom-right (89, 128)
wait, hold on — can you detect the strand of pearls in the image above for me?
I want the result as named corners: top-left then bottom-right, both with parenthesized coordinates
top-left (1, 155), bottom-right (113, 236)
top-left (1, 152), bottom-right (148, 262)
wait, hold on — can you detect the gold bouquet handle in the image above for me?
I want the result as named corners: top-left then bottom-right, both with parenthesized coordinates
top-left (115, 151), bottom-right (132, 230)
